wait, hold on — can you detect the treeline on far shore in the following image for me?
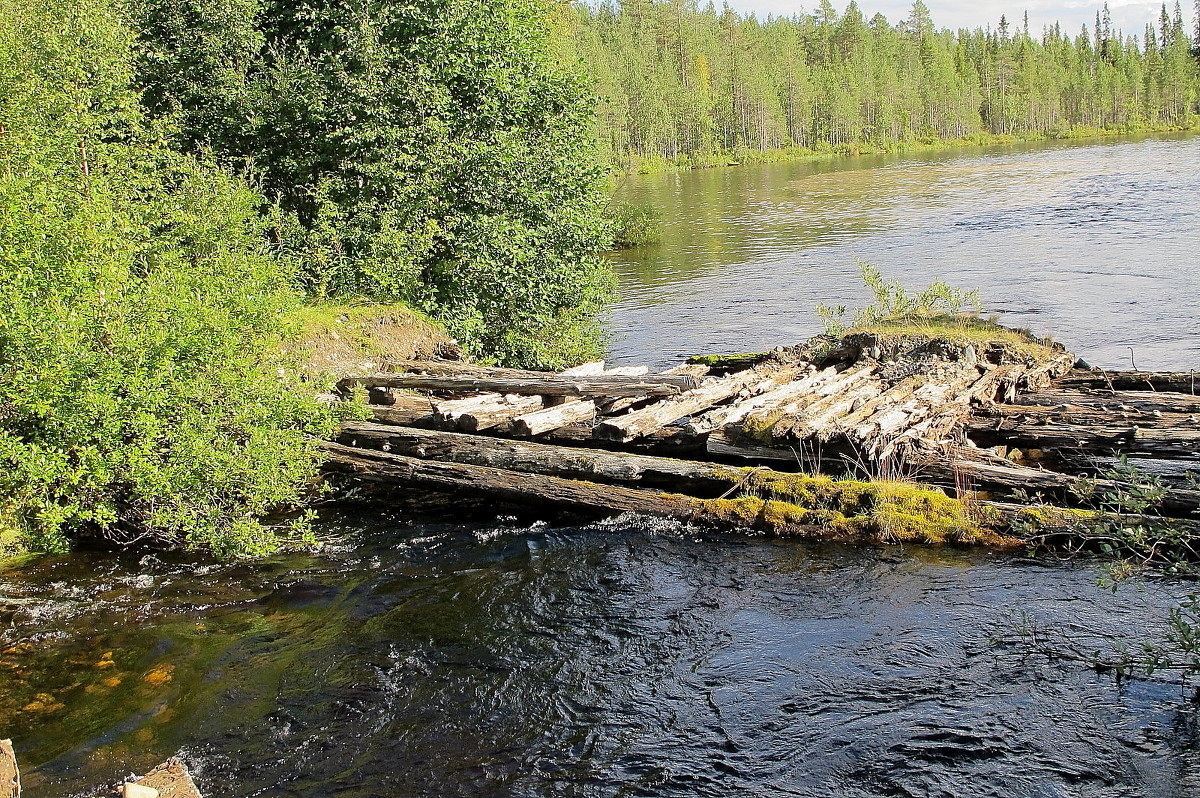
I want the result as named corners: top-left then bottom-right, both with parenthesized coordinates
top-left (552, 0), bottom-right (1200, 168)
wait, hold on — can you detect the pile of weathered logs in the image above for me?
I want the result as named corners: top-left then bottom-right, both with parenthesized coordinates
top-left (325, 329), bottom-right (1199, 543)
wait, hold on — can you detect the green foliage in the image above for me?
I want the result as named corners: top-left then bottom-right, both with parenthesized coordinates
top-left (1070, 456), bottom-right (1169, 516)
top-left (1011, 458), bottom-right (1196, 577)
top-left (818, 262), bottom-right (983, 337)
top-left (606, 201), bottom-right (661, 247)
top-left (129, 0), bottom-right (615, 368)
top-left (0, 0), bottom-right (337, 556)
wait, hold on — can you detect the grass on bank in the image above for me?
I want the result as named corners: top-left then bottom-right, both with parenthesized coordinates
top-left (818, 263), bottom-right (1060, 361)
top-left (614, 123), bottom-right (1200, 175)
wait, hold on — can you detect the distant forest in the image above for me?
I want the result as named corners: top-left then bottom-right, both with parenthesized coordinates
top-left (554, 0), bottom-right (1200, 163)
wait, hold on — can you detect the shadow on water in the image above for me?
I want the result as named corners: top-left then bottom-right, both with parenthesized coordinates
top-left (3, 507), bottom-right (1200, 797)
top-left (607, 134), bottom-right (1200, 371)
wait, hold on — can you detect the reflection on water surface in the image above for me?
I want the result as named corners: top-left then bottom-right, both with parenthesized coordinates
top-left (608, 134), bottom-right (1200, 371)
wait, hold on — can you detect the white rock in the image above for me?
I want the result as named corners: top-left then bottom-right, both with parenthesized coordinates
top-left (123, 783), bottom-right (159, 798)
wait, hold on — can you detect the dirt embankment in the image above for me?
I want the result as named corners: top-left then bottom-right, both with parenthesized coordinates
top-left (284, 303), bottom-right (461, 381)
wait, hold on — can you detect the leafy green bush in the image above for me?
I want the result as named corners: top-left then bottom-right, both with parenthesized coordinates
top-left (607, 202), bottom-right (661, 248)
top-left (130, 0), bottom-right (615, 368)
top-left (0, 0), bottom-right (336, 556)
top-left (818, 263), bottom-right (983, 336)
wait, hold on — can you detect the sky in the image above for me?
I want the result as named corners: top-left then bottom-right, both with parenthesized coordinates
top-left (720, 0), bottom-right (1197, 39)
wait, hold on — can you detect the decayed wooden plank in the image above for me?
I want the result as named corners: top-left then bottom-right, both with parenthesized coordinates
top-left (433, 393), bottom-right (543, 432)
top-left (342, 373), bottom-right (697, 398)
top-left (735, 362), bottom-right (876, 438)
top-left (1056, 370), bottom-right (1200, 394)
top-left (511, 400), bottom-right (597, 437)
top-left (379, 360), bottom-right (545, 379)
top-left (968, 420), bottom-right (1200, 459)
top-left (684, 365), bottom-right (813, 435)
top-left (1014, 388), bottom-right (1200, 414)
top-left (0, 740), bottom-right (18, 798)
top-left (593, 365), bottom-right (800, 443)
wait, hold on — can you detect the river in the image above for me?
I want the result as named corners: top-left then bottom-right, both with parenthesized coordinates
top-left (607, 134), bottom-right (1200, 371)
top-left (3, 136), bottom-right (1200, 797)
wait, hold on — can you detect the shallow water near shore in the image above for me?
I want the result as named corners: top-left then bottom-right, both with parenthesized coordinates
top-left (607, 133), bottom-right (1200, 371)
top-left (3, 509), bottom-right (1200, 797)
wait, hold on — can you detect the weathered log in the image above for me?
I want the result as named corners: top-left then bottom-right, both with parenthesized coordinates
top-left (323, 438), bottom-right (997, 544)
top-left (511, 400), bottom-right (597, 437)
top-left (982, 500), bottom-right (1200, 541)
top-left (1, 740), bottom-right (18, 798)
top-left (341, 372), bottom-right (698, 398)
top-left (967, 363), bottom-right (1026, 406)
top-left (968, 419), bottom-right (1200, 459)
top-left (909, 448), bottom-right (1200, 517)
top-left (684, 365), bottom-right (817, 435)
top-left (433, 393), bottom-right (543, 432)
top-left (834, 376), bottom-right (923, 435)
top-left (706, 429), bottom-right (806, 463)
top-left (377, 360), bottom-right (545, 379)
top-left (979, 403), bottom-right (1200, 432)
top-left (851, 369), bottom-right (978, 452)
top-left (594, 365), bottom-right (802, 443)
top-left (324, 441), bottom-right (813, 533)
top-left (370, 399), bottom-right (435, 426)
top-left (1057, 370), bottom-right (1200, 394)
top-left (1015, 388), bottom-right (1200, 414)
top-left (735, 364), bottom-right (869, 438)
top-left (337, 423), bottom-right (746, 495)
top-left (685, 352), bottom-right (774, 373)
top-left (559, 361), bottom-right (607, 376)
top-left (1018, 352), bottom-right (1077, 390)
top-left (771, 379), bottom-right (884, 442)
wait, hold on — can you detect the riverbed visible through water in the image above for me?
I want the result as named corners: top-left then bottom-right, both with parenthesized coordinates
top-left (4, 135), bottom-right (1200, 797)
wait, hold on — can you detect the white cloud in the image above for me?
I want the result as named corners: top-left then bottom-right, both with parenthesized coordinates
top-left (720, 0), bottom-right (1194, 40)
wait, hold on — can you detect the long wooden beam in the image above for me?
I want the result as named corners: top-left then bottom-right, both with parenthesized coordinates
top-left (340, 372), bottom-right (698, 398)
top-left (967, 420), bottom-right (1200, 459)
top-left (337, 423), bottom-right (745, 495)
top-left (1057, 370), bottom-right (1199, 394)
top-left (322, 440), bottom-right (820, 536)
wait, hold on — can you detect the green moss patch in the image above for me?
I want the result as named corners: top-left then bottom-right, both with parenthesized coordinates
top-left (691, 470), bottom-right (1013, 546)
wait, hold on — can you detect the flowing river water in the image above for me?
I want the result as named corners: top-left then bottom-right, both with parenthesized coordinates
top-left (606, 134), bottom-right (1200, 371)
top-left (4, 135), bottom-right (1200, 797)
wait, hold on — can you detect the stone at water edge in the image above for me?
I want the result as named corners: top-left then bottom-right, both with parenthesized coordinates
top-left (0, 739), bottom-right (18, 798)
top-left (126, 758), bottom-right (202, 798)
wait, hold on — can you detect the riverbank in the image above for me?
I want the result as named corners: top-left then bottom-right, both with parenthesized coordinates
top-left (613, 123), bottom-right (1200, 175)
